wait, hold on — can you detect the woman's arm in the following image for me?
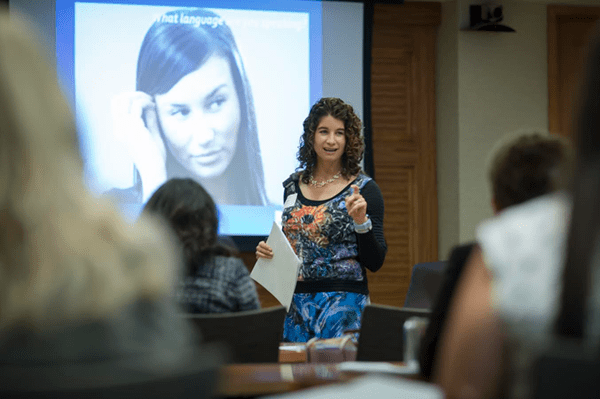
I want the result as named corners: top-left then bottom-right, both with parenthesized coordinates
top-left (432, 246), bottom-right (505, 399)
top-left (356, 180), bottom-right (387, 272)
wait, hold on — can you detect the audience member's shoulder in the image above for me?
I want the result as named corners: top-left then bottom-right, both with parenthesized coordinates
top-left (475, 192), bottom-right (569, 331)
top-left (476, 192), bottom-right (569, 295)
top-left (478, 191), bottom-right (570, 250)
top-left (504, 191), bottom-right (569, 218)
top-left (221, 255), bottom-right (247, 270)
top-left (200, 255), bottom-right (246, 275)
top-left (444, 242), bottom-right (477, 274)
top-left (448, 242), bottom-right (477, 260)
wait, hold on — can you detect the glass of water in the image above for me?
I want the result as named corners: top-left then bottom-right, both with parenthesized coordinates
top-left (403, 316), bottom-right (430, 371)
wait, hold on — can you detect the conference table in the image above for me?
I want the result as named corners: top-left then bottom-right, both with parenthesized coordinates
top-left (215, 343), bottom-right (424, 398)
top-left (217, 362), bottom-right (357, 397)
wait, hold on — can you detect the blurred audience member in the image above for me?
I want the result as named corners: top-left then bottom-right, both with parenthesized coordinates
top-left (144, 178), bottom-right (261, 313)
top-left (419, 132), bottom-right (572, 380)
top-left (487, 132), bottom-right (573, 213)
top-left (433, 30), bottom-right (600, 399)
top-left (0, 12), bottom-right (220, 394)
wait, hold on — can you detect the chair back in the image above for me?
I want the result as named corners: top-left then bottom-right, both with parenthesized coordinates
top-left (356, 304), bottom-right (431, 361)
top-left (404, 261), bottom-right (447, 309)
top-left (531, 342), bottom-right (600, 399)
top-left (183, 306), bottom-right (287, 363)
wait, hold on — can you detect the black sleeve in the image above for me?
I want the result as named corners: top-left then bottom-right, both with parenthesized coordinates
top-left (356, 179), bottom-right (387, 272)
top-left (418, 242), bottom-right (477, 380)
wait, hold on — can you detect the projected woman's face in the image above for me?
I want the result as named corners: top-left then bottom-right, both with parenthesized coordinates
top-left (154, 54), bottom-right (241, 179)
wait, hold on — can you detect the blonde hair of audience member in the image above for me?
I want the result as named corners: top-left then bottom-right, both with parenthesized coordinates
top-left (433, 39), bottom-right (599, 399)
top-left (0, 13), bottom-right (177, 329)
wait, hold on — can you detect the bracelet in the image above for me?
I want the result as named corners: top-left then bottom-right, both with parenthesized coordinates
top-left (354, 217), bottom-right (372, 234)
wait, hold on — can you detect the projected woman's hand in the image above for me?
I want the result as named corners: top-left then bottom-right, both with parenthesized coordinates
top-left (111, 92), bottom-right (167, 201)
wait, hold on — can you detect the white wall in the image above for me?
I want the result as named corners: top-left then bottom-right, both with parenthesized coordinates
top-left (457, 0), bottom-right (549, 243)
top-left (436, 0), bottom-right (461, 258)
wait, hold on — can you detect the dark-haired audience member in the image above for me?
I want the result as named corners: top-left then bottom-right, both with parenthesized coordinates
top-left (144, 178), bottom-right (261, 313)
top-left (0, 12), bottom-right (221, 394)
top-left (433, 29), bottom-right (600, 398)
top-left (419, 132), bottom-right (573, 381)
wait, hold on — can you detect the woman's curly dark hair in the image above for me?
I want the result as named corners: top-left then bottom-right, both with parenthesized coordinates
top-left (298, 97), bottom-right (364, 184)
top-left (143, 178), bottom-right (235, 275)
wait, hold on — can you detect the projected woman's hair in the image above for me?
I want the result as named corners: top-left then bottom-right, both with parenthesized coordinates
top-left (112, 8), bottom-right (268, 206)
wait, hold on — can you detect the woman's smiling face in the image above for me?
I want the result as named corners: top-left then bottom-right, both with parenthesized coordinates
top-left (154, 54), bottom-right (241, 179)
top-left (313, 115), bottom-right (346, 166)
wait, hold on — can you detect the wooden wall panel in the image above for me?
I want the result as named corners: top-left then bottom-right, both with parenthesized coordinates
top-left (369, 3), bottom-right (440, 306)
top-left (371, 53), bottom-right (414, 144)
top-left (369, 166), bottom-right (415, 305)
top-left (548, 5), bottom-right (600, 139)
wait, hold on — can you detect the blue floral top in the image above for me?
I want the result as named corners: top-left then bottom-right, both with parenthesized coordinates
top-left (280, 172), bottom-right (387, 342)
top-left (281, 172), bottom-right (386, 290)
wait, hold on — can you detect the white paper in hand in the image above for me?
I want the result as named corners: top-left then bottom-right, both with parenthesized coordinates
top-left (251, 222), bottom-right (301, 311)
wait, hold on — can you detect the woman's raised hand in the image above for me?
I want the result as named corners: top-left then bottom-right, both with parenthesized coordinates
top-left (111, 91), bottom-right (167, 201)
top-left (255, 240), bottom-right (274, 260)
top-left (345, 184), bottom-right (368, 224)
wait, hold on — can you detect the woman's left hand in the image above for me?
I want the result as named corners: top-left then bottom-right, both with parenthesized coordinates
top-left (111, 91), bottom-right (167, 201)
top-left (345, 185), bottom-right (368, 224)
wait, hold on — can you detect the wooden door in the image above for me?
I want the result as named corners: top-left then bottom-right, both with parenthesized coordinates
top-left (548, 5), bottom-right (600, 138)
top-left (368, 2), bottom-right (440, 306)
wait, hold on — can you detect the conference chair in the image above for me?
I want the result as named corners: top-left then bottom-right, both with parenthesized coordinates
top-left (183, 306), bottom-right (287, 364)
top-left (355, 304), bottom-right (431, 362)
top-left (403, 261), bottom-right (448, 309)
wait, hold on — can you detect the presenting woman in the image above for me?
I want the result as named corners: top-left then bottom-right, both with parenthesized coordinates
top-left (256, 97), bottom-right (387, 342)
top-left (111, 8), bottom-right (268, 206)
top-left (144, 178), bottom-right (261, 313)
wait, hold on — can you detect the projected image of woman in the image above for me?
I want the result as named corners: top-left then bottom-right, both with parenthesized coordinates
top-left (111, 8), bottom-right (268, 205)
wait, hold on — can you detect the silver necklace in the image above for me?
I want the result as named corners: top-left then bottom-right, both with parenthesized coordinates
top-left (309, 172), bottom-right (341, 188)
